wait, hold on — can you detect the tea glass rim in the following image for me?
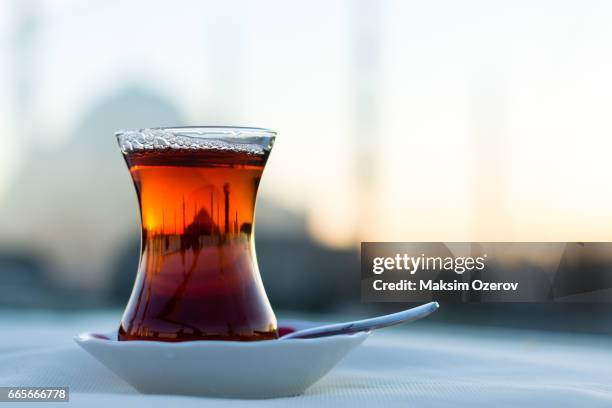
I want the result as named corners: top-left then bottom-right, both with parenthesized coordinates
top-left (114, 126), bottom-right (276, 139)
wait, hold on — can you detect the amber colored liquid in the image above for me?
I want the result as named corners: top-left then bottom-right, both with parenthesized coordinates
top-left (118, 148), bottom-right (278, 341)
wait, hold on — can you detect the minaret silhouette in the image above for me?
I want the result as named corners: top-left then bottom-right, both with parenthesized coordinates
top-left (470, 79), bottom-right (507, 240)
top-left (210, 190), bottom-right (214, 227)
top-left (11, 0), bottom-right (42, 152)
top-left (223, 183), bottom-right (230, 235)
top-left (203, 3), bottom-right (245, 121)
top-left (216, 198), bottom-right (220, 231)
top-left (182, 195), bottom-right (186, 233)
top-left (350, 0), bottom-right (383, 242)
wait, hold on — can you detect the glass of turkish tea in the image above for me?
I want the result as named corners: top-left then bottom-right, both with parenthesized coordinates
top-left (115, 127), bottom-right (277, 341)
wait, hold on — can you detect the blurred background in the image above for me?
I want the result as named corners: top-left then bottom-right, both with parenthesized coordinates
top-left (1, 0), bottom-right (612, 333)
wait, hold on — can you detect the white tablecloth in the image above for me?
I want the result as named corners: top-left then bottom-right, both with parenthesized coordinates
top-left (0, 310), bottom-right (611, 407)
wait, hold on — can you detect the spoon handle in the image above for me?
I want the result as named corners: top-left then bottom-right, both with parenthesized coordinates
top-left (280, 301), bottom-right (439, 340)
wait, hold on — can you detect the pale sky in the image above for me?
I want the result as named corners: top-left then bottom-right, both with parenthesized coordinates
top-left (3, 0), bottom-right (612, 249)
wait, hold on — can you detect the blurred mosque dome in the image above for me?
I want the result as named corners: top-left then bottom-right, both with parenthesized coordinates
top-left (0, 84), bottom-right (184, 289)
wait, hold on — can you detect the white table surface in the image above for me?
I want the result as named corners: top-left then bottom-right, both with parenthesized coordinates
top-left (0, 310), bottom-right (611, 407)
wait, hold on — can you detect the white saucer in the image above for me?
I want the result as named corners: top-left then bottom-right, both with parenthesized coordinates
top-left (74, 321), bottom-right (369, 399)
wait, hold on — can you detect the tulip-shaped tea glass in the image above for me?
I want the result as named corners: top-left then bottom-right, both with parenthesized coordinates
top-left (115, 127), bottom-right (277, 341)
